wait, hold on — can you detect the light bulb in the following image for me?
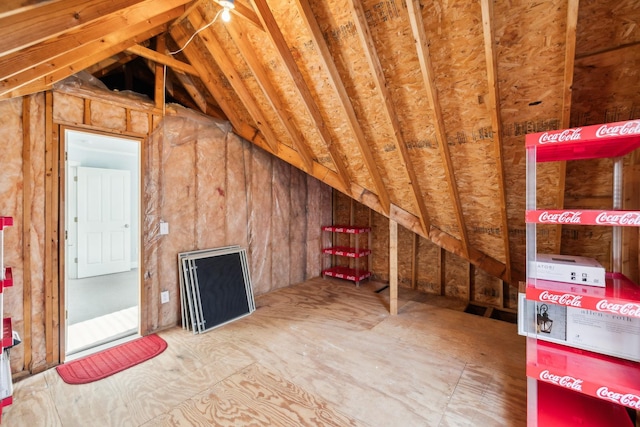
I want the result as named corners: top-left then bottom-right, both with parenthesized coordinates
top-left (221, 7), bottom-right (231, 22)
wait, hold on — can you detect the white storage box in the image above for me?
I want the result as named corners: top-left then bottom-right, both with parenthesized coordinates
top-left (518, 293), bottom-right (640, 362)
top-left (531, 254), bottom-right (606, 287)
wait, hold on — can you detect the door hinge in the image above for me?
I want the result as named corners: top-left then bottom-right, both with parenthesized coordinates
top-left (74, 257), bottom-right (78, 264)
top-left (74, 217), bottom-right (78, 223)
top-left (65, 230), bottom-right (68, 240)
top-left (74, 176), bottom-right (78, 182)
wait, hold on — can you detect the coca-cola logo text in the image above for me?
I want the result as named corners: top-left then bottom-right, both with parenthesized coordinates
top-left (538, 128), bottom-right (582, 144)
top-left (595, 212), bottom-right (640, 226)
top-left (595, 300), bottom-right (640, 317)
top-left (539, 291), bottom-right (583, 307)
top-left (538, 211), bottom-right (582, 224)
top-left (595, 121), bottom-right (640, 138)
top-left (597, 387), bottom-right (640, 409)
top-left (540, 370), bottom-right (583, 391)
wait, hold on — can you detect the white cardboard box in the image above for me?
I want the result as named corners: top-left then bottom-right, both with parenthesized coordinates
top-left (531, 253), bottom-right (606, 287)
top-left (518, 293), bottom-right (640, 362)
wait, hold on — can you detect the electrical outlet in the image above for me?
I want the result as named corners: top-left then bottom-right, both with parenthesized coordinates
top-left (161, 291), bottom-right (169, 304)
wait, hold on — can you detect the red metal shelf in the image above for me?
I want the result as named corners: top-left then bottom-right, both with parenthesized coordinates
top-left (2, 319), bottom-right (11, 349)
top-left (526, 273), bottom-right (640, 318)
top-left (528, 338), bottom-right (640, 412)
top-left (525, 119), bottom-right (640, 162)
top-left (322, 266), bottom-right (371, 283)
top-left (0, 268), bottom-right (12, 290)
top-left (321, 225), bottom-right (370, 234)
top-left (322, 246), bottom-right (371, 258)
top-left (0, 218), bottom-right (12, 231)
top-left (526, 209), bottom-right (640, 226)
top-left (535, 380), bottom-right (634, 426)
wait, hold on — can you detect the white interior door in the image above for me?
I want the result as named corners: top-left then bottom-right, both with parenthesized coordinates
top-left (77, 166), bottom-right (131, 278)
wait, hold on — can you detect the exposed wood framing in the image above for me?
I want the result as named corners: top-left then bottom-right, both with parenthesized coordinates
top-left (480, 0), bottom-right (511, 282)
top-left (251, 0), bottom-right (352, 192)
top-left (552, 0), bottom-right (579, 254)
top-left (0, 0), bottom-right (190, 97)
top-left (21, 97), bottom-right (33, 371)
top-left (83, 99), bottom-right (92, 125)
top-left (226, 20), bottom-right (315, 172)
top-left (295, 0), bottom-right (391, 215)
top-left (154, 36), bottom-right (167, 111)
top-left (411, 233), bottom-right (418, 289)
top-left (126, 43), bottom-right (198, 75)
top-left (439, 247), bottom-right (445, 295)
top-left (0, 0), bottom-right (150, 56)
top-left (1, 11), bottom-right (183, 100)
top-left (350, 0), bottom-right (430, 236)
top-left (405, 0), bottom-right (465, 251)
top-left (186, 14), bottom-right (279, 154)
top-left (170, 70), bottom-right (208, 113)
top-left (469, 264), bottom-right (476, 302)
top-left (43, 91), bottom-right (55, 367)
top-left (389, 219), bottom-right (398, 315)
top-left (86, 53), bottom-right (137, 78)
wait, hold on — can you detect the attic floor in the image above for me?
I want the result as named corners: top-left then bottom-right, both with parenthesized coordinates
top-left (5, 277), bottom-right (526, 426)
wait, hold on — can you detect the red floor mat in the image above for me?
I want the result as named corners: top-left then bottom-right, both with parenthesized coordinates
top-left (56, 334), bottom-right (167, 384)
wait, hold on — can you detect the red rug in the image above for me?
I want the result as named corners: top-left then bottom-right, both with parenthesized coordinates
top-left (56, 334), bottom-right (167, 384)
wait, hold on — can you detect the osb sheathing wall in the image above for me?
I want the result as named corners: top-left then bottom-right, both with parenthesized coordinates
top-left (0, 86), bottom-right (331, 375)
top-left (332, 192), bottom-right (508, 308)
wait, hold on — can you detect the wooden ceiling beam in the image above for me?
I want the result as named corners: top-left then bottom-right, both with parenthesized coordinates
top-left (125, 43), bottom-right (198, 75)
top-left (351, 0), bottom-right (430, 236)
top-left (0, 0), bottom-right (150, 57)
top-left (0, 0), bottom-right (190, 96)
top-left (480, 0), bottom-right (511, 282)
top-left (295, 0), bottom-right (391, 215)
top-left (171, 69), bottom-right (209, 114)
top-left (1, 21), bottom-right (172, 100)
top-left (185, 14), bottom-right (279, 153)
top-left (251, 0), bottom-right (352, 192)
top-left (225, 20), bottom-right (315, 172)
top-left (85, 53), bottom-right (137, 78)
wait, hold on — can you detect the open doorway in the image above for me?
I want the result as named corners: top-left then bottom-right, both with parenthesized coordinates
top-left (63, 129), bottom-right (141, 359)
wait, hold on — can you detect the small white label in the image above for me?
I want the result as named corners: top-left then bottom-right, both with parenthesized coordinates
top-left (161, 291), bottom-right (169, 304)
top-left (159, 221), bottom-right (169, 235)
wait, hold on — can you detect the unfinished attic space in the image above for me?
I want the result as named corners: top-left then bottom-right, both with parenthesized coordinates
top-left (1, 0), bottom-right (640, 425)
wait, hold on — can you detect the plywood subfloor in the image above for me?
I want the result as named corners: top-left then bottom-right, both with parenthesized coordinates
top-left (5, 278), bottom-right (526, 426)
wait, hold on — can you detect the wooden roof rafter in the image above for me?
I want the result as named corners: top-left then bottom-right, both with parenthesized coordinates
top-left (224, 20), bottom-right (315, 172)
top-left (86, 53), bottom-right (138, 78)
top-left (169, 23), bottom-right (266, 141)
top-left (350, 0), bottom-right (430, 235)
top-left (0, 0), bottom-right (152, 56)
top-left (0, 0), bottom-right (191, 98)
top-left (405, 0), bottom-right (468, 254)
top-left (185, 12), bottom-right (279, 153)
top-left (294, 0), bottom-right (391, 215)
top-left (1, 11), bottom-right (185, 100)
top-left (480, 0), bottom-right (511, 282)
top-left (251, 0), bottom-right (352, 193)
top-left (552, 0), bottom-right (580, 254)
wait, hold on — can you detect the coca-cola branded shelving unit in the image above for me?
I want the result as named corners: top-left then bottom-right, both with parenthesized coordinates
top-left (321, 225), bottom-right (371, 286)
top-left (0, 217), bottom-right (14, 422)
top-left (522, 120), bottom-right (640, 426)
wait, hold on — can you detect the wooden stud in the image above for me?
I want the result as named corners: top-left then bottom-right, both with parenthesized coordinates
top-left (171, 70), bottom-right (208, 114)
top-left (389, 219), bottom-right (398, 315)
top-left (295, 0), bottom-right (391, 215)
top-left (52, 120), bottom-right (60, 364)
top-left (411, 233), bottom-right (418, 290)
top-left (44, 91), bottom-right (54, 365)
top-left (225, 20), bottom-right (314, 171)
top-left (83, 99), bottom-right (92, 125)
top-left (469, 264), bottom-right (476, 303)
top-left (405, 0), bottom-right (464, 251)
top-left (439, 247), bottom-right (445, 296)
top-left (480, 0), bottom-right (511, 281)
top-left (154, 35), bottom-right (167, 111)
top-left (251, 0), bottom-right (351, 192)
top-left (350, 0), bottom-right (430, 236)
top-left (21, 96), bottom-right (33, 372)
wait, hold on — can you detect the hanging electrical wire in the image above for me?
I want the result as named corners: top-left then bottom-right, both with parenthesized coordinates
top-left (168, 9), bottom-right (222, 56)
